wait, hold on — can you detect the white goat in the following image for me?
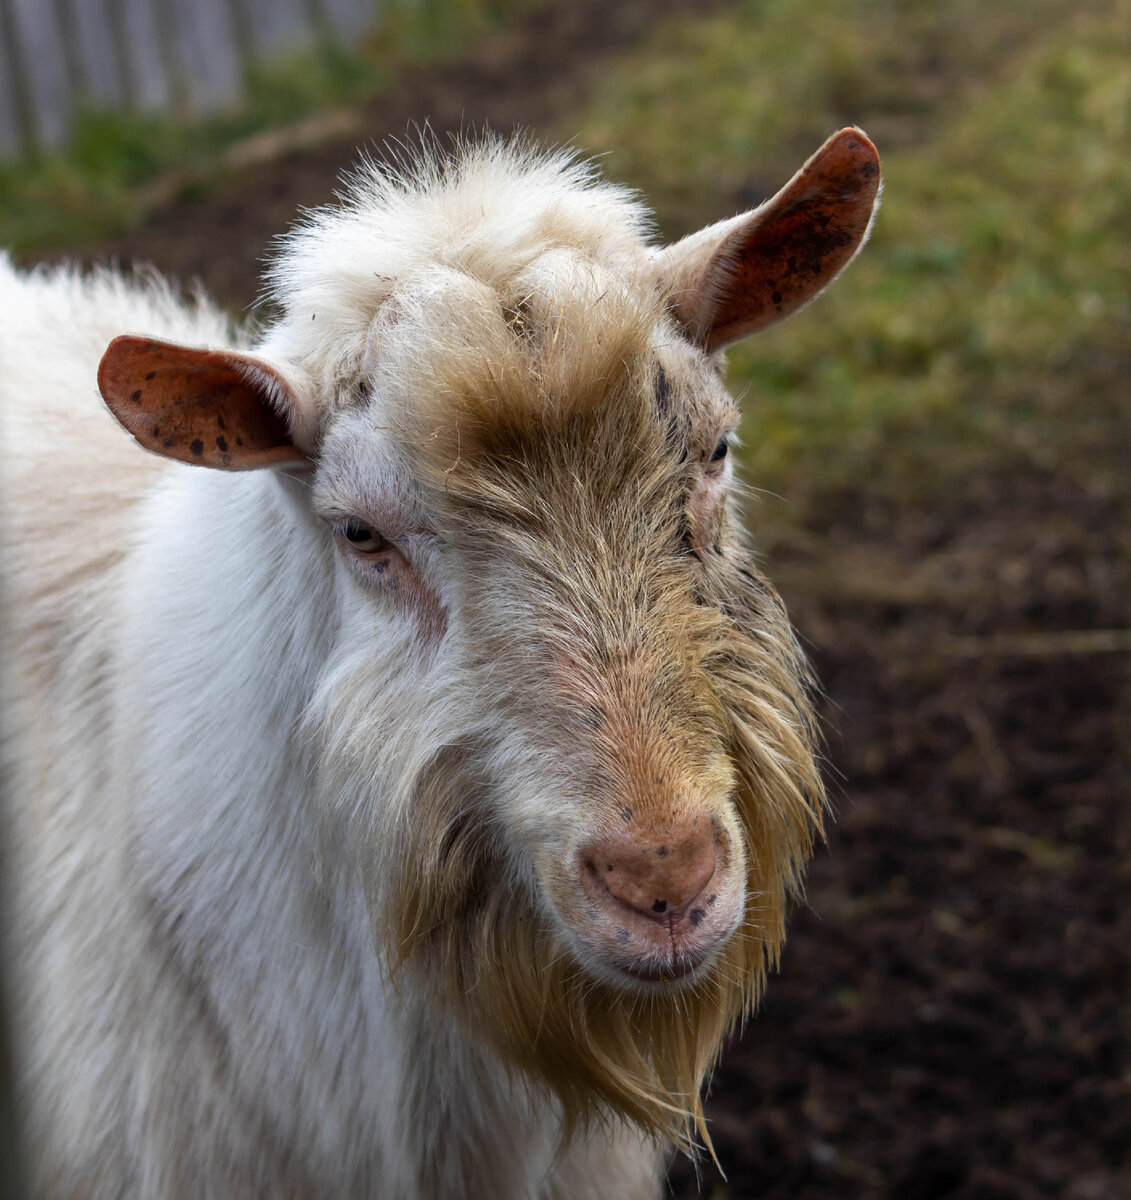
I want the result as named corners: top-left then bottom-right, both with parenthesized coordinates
top-left (1, 129), bottom-right (880, 1199)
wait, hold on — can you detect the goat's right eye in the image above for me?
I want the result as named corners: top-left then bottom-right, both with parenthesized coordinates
top-left (336, 519), bottom-right (390, 557)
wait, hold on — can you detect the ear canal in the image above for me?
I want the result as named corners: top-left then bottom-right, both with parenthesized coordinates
top-left (98, 335), bottom-right (314, 471)
top-left (661, 127), bottom-right (882, 350)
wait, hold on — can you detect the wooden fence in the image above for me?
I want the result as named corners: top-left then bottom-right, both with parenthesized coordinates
top-left (0, 0), bottom-right (381, 158)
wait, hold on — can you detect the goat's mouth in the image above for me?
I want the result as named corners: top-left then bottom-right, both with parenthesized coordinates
top-left (559, 917), bottom-right (727, 993)
top-left (548, 828), bottom-right (747, 992)
top-left (615, 953), bottom-right (706, 984)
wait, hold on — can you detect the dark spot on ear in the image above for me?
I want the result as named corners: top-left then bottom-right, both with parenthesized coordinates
top-left (606, 864), bottom-right (614, 873)
top-left (689, 908), bottom-right (706, 927)
top-left (707, 894), bottom-right (717, 906)
top-left (144, 371), bottom-right (156, 381)
top-left (620, 806), bottom-right (633, 823)
top-left (189, 439), bottom-right (204, 457)
top-left (235, 437), bottom-right (243, 446)
top-left (163, 436), bottom-right (175, 448)
top-left (130, 390), bottom-right (142, 402)
top-left (216, 436), bottom-right (228, 452)
top-left (771, 290), bottom-right (783, 305)
top-left (651, 899), bottom-right (668, 914)
top-left (151, 425), bottom-right (160, 437)
top-left (216, 414), bottom-right (226, 430)
top-left (656, 846), bottom-right (669, 859)
top-left (860, 159), bottom-right (880, 179)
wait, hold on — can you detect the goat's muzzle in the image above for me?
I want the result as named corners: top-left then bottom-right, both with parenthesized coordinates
top-left (573, 813), bottom-right (743, 987)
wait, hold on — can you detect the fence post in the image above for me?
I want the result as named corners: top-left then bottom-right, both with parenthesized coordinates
top-left (50, 0), bottom-right (92, 103)
top-left (105, 0), bottom-right (139, 109)
top-left (0, 0), bottom-right (40, 155)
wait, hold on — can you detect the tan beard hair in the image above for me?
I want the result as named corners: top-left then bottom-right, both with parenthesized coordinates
top-left (330, 280), bottom-right (825, 1156)
top-left (378, 569), bottom-right (824, 1157)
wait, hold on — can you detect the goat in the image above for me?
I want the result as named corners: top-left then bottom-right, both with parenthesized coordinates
top-left (1, 128), bottom-right (880, 1199)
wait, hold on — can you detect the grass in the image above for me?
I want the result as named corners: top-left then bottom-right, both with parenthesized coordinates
top-left (562, 0), bottom-right (1130, 519)
top-left (0, 0), bottom-right (545, 256)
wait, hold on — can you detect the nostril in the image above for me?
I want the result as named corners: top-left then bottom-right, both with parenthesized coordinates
top-left (583, 825), bottom-right (718, 925)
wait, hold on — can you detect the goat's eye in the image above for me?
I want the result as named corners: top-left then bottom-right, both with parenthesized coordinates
top-left (709, 437), bottom-right (729, 464)
top-left (337, 519), bottom-right (389, 557)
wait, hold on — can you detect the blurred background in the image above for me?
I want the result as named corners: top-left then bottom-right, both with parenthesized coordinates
top-left (1, 0), bottom-right (1127, 1197)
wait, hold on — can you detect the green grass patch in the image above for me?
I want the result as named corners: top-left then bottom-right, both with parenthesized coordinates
top-left (564, 0), bottom-right (1130, 517)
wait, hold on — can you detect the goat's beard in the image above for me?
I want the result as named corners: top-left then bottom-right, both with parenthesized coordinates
top-left (338, 556), bottom-right (825, 1157)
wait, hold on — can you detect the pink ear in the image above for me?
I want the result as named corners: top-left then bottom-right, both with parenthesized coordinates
top-left (98, 336), bottom-right (312, 470)
top-left (661, 127), bottom-right (882, 350)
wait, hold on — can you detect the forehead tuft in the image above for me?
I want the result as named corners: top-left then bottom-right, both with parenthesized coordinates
top-left (265, 136), bottom-right (657, 395)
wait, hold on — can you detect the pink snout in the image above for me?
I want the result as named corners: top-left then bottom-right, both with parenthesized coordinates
top-left (587, 826), bottom-right (717, 929)
top-left (575, 816), bottom-right (741, 985)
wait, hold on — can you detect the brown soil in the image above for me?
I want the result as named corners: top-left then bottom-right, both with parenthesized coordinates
top-left (667, 478), bottom-right (1129, 1199)
top-left (44, 1), bottom-right (1129, 1196)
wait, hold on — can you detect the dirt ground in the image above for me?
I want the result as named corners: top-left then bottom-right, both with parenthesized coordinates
top-left (43, 1), bottom-right (1129, 1196)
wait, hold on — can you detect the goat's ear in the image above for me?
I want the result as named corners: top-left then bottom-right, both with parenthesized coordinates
top-left (659, 127), bottom-right (881, 351)
top-left (98, 335), bottom-right (316, 470)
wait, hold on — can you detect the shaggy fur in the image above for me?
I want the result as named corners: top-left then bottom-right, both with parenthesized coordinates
top-left (1, 131), bottom-right (878, 1198)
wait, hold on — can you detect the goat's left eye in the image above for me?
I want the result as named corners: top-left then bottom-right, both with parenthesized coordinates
top-left (709, 438), bottom-right (729, 464)
top-left (336, 519), bottom-right (389, 557)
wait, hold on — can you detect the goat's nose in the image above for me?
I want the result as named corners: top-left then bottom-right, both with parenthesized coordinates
top-left (585, 825), bottom-right (717, 924)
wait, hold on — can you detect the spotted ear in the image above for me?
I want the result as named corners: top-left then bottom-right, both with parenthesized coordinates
top-left (98, 335), bottom-right (316, 470)
top-left (659, 127), bottom-right (881, 351)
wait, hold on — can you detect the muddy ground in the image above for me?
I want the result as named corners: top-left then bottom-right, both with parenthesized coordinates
top-left (43, 1), bottom-right (1129, 1196)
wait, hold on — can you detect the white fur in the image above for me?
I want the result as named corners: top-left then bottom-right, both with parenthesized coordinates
top-left (0, 134), bottom-right (871, 1197)
top-left (0, 147), bottom-right (667, 1200)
